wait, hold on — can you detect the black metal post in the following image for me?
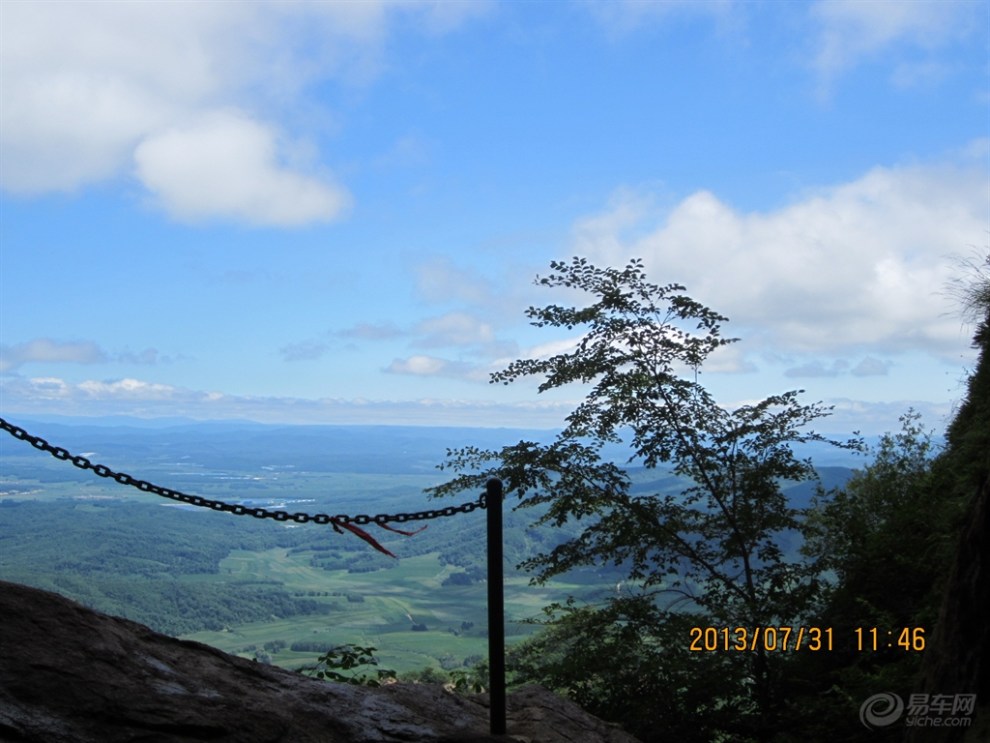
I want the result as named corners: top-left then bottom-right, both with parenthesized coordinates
top-left (485, 477), bottom-right (506, 736)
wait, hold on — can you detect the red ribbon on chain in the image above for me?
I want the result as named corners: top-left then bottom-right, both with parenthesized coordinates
top-left (331, 519), bottom-right (428, 558)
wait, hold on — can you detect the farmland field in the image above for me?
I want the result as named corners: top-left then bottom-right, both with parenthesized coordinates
top-left (183, 547), bottom-right (600, 674)
top-left (0, 417), bottom-right (855, 676)
top-left (0, 418), bottom-right (632, 676)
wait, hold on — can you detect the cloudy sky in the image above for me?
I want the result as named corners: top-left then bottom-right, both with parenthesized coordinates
top-left (1, 0), bottom-right (987, 434)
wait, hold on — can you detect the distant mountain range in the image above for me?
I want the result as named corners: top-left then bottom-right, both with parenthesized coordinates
top-left (2, 414), bottom-right (882, 475)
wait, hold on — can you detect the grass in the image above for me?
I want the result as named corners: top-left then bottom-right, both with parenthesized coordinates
top-left (182, 545), bottom-right (605, 675)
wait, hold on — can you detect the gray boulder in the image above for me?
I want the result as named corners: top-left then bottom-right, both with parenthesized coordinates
top-left (0, 580), bottom-right (640, 742)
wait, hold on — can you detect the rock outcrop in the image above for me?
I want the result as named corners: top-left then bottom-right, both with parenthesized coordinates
top-left (908, 473), bottom-right (990, 743)
top-left (0, 581), bottom-right (640, 743)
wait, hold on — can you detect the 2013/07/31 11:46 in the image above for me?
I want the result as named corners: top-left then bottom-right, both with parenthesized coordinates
top-left (688, 626), bottom-right (928, 653)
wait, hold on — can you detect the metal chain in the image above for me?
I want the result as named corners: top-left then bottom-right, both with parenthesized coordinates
top-left (0, 417), bottom-right (486, 529)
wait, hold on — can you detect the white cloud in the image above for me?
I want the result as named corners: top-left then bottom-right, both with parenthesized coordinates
top-left (338, 322), bottom-right (406, 341)
top-left (820, 397), bottom-right (954, 437)
top-left (411, 255), bottom-right (544, 333)
top-left (116, 348), bottom-right (171, 366)
top-left (385, 355), bottom-right (478, 379)
top-left (785, 359), bottom-right (848, 378)
top-left (281, 322), bottom-right (407, 361)
top-left (1, 376), bottom-right (218, 417)
top-left (282, 314), bottom-right (510, 367)
top-left (0, 338), bottom-right (173, 373)
top-left (10, 376), bottom-right (72, 400)
top-left (570, 153), bottom-right (987, 361)
top-left (0, 0), bottom-right (486, 221)
top-left (77, 378), bottom-right (178, 399)
top-left (851, 357), bottom-right (892, 377)
top-left (387, 355), bottom-right (448, 376)
top-left (1, 1), bottom-right (234, 193)
top-left (414, 257), bottom-right (498, 307)
top-left (280, 339), bottom-right (333, 363)
top-left (523, 336), bottom-right (583, 361)
top-left (414, 313), bottom-right (496, 348)
top-left (0, 374), bottom-right (949, 435)
top-left (810, 0), bottom-right (979, 90)
top-left (134, 110), bottom-right (350, 226)
top-left (0, 339), bottom-right (107, 372)
top-left (2, 373), bottom-right (568, 426)
top-left (704, 344), bottom-right (759, 375)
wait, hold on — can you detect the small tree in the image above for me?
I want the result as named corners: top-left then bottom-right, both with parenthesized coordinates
top-left (430, 257), bottom-right (853, 740)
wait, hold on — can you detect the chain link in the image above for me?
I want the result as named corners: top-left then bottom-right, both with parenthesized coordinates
top-left (0, 417), bottom-right (486, 529)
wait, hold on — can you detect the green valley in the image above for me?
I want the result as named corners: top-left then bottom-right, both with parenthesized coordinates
top-left (0, 419), bottom-right (856, 678)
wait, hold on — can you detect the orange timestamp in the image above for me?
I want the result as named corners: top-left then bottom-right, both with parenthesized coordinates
top-left (689, 626), bottom-right (834, 652)
top-left (854, 626), bottom-right (925, 652)
top-left (689, 626), bottom-right (927, 653)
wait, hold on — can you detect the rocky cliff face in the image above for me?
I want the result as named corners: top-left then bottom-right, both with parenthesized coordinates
top-left (907, 281), bottom-right (990, 743)
top-left (908, 473), bottom-right (990, 743)
top-left (0, 581), bottom-right (640, 743)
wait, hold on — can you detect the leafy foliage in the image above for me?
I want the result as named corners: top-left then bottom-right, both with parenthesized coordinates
top-left (431, 257), bottom-right (856, 740)
top-left (788, 412), bottom-right (948, 740)
top-left (448, 660), bottom-right (489, 693)
top-left (805, 410), bottom-right (947, 610)
top-left (304, 644), bottom-right (395, 687)
top-left (508, 596), bottom-right (747, 742)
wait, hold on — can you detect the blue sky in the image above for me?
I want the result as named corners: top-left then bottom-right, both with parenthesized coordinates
top-left (1, 0), bottom-right (987, 435)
